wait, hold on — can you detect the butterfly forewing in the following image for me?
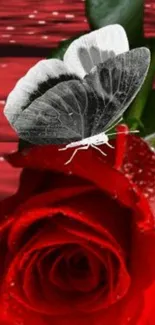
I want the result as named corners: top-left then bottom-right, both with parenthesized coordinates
top-left (84, 47), bottom-right (150, 135)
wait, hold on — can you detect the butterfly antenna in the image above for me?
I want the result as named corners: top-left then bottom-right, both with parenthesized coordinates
top-left (107, 130), bottom-right (139, 137)
top-left (105, 117), bottom-right (123, 134)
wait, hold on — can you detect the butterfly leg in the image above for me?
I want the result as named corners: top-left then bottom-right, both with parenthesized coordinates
top-left (65, 145), bottom-right (89, 165)
top-left (106, 142), bottom-right (114, 149)
top-left (59, 146), bottom-right (68, 151)
top-left (91, 144), bottom-right (107, 156)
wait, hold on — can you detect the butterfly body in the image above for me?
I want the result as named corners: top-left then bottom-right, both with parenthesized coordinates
top-left (59, 132), bottom-right (112, 164)
top-left (61, 132), bottom-right (109, 149)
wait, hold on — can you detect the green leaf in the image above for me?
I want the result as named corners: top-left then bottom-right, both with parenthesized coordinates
top-left (124, 117), bottom-right (145, 133)
top-left (142, 90), bottom-right (155, 135)
top-left (47, 37), bottom-right (79, 60)
top-left (86, 0), bottom-right (144, 47)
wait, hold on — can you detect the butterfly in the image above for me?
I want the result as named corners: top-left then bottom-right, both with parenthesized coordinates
top-left (5, 47), bottom-right (150, 164)
top-left (4, 24), bottom-right (150, 165)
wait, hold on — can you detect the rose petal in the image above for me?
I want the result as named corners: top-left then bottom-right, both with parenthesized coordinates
top-left (123, 135), bottom-right (155, 212)
top-left (5, 203), bottom-right (130, 313)
top-left (5, 145), bottom-right (136, 208)
top-left (7, 186), bottom-right (94, 252)
top-left (6, 141), bottom-right (153, 229)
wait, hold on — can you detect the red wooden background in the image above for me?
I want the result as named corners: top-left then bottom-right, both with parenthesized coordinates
top-left (0, 0), bottom-right (89, 200)
top-left (144, 0), bottom-right (155, 38)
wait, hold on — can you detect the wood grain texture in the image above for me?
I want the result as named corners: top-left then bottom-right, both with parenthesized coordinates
top-left (144, 0), bottom-right (155, 38)
top-left (0, 0), bottom-right (89, 200)
top-left (0, 0), bottom-right (89, 47)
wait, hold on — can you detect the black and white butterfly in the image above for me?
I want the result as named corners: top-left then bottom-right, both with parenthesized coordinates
top-left (4, 25), bottom-right (150, 164)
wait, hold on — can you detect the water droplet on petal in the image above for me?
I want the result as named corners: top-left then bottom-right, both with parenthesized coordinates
top-left (1, 64), bottom-right (7, 68)
top-left (10, 282), bottom-right (15, 287)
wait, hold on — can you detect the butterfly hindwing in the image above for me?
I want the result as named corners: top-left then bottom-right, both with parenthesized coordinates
top-left (84, 47), bottom-right (150, 135)
top-left (13, 79), bottom-right (99, 144)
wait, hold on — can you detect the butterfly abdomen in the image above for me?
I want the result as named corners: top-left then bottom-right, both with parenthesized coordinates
top-left (65, 132), bottom-right (109, 148)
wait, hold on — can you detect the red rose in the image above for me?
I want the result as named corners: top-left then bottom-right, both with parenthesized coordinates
top-left (0, 126), bottom-right (155, 325)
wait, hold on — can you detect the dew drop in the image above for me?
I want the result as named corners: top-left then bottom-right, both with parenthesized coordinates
top-left (147, 188), bottom-right (154, 193)
top-left (124, 163), bottom-right (132, 170)
top-left (112, 191), bottom-right (118, 200)
top-left (10, 282), bottom-right (15, 287)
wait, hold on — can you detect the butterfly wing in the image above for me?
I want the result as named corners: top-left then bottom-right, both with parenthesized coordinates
top-left (84, 47), bottom-right (150, 135)
top-left (13, 79), bottom-right (99, 144)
